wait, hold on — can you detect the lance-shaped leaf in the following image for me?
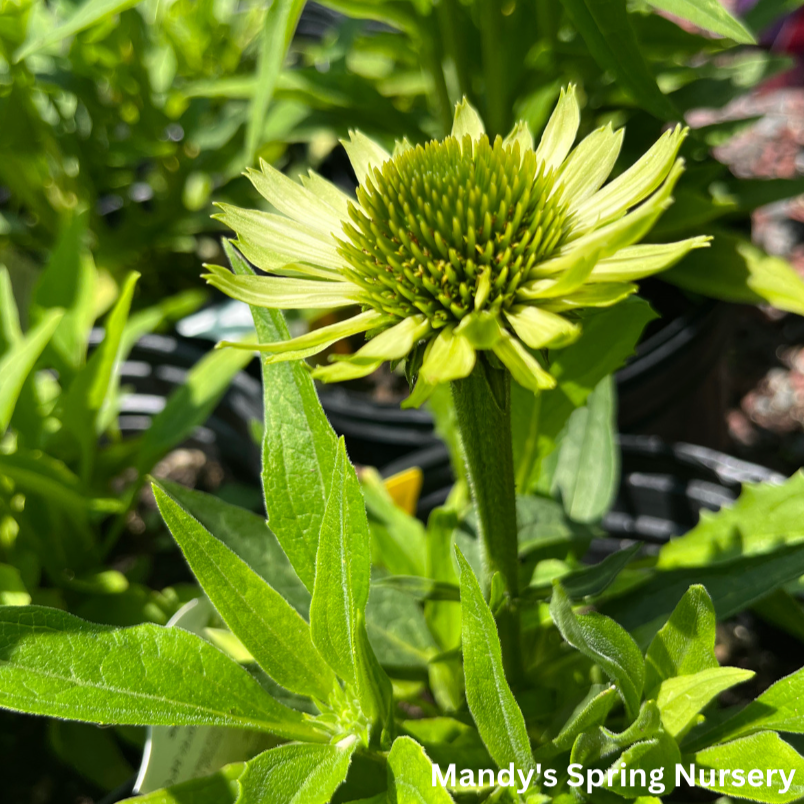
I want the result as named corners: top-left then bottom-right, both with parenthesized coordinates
top-left (0, 309), bottom-right (63, 434)
top-left (388, 736), bottom-right (455, 803)
top-left (644, 585), bottom-right (718, 698)
top-left (236, 742), bottom-right (356, 804)
top-left (118, 761), bottom-right (245, 804)
top-left (0, 606), bottom-right (322, 741)
top-left (657, 667), bottom-right (754, 738)
top-left (15, 0), bottom-right (143, 61)
top-left (550, 581), bottom-right (644, 719)
top-left (558, 0), bottom-right (678, 120)
top-left (61, 271), bottom-right (138, 478)
top-left (646, 0), bottom-right (754, 43)
top-left (690, 732), bottom-right (804, 803)
top-left (686, 665), bottom-right (804, 749)
top-left (227, 240), bottom-right (338, 592)
top-left (310, 438), bottom-right (371, 686)
top-left (156, 480), bottom-right (310, 617)
top-left (153, 484), bottom-right (336, 702)
top-left (456, 549), bottom-right (535, 772)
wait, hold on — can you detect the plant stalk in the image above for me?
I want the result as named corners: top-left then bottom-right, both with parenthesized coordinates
top-left (451, 357), bottom-right (522, 683)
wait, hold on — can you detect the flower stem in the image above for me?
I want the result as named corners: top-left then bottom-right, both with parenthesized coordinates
top-left (451, 356), bottom-right (522, 683)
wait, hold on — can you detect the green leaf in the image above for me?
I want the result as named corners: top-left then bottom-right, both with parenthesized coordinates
top-left (227, 240), bottom-right (338, 592)
top-left (745, 0), bottom-right (804, 34)
top-left (604, 543), bottom-right (804, 645)
top-left (0, 606), bottom-right (321, 740)
top-left (513, 297), bottom-right (655, 491)
top-left (687, 666), bottom-right (804, 747)
top-left (61, 271), bottom-right (139, 479)
top-left (135, 337), bottom-right (254, 477)
top-left (310, 438), bottom-right (371, 686)
top-left (245, 0), bottom-right (305, 161)
top-left (690, 732), bottom-right (804, 803)
top-left (121, 289), bottom-right (207, 355)
top-left (535, 685), bottom-right (619, 759)
top-left (154, 480), bottom-right (309, 617)
top-left (0, 265), bottom-right (22, 352)
top-left (558, 0), bottom-right (678, 120)
top-left (551, 375), bottom-right (618, 523)
top-left (605, 731), bottom-right (681, 797)
top-left (0, 309), bottom-right (62, 435)
top-left (525, 543), bottom-right (641, 600)
top-left (29, 210), bottom-right (95, 370)
top-left (646, 0), bottom-right (755, 43)
top-left (373, 576), bottom-right (460, 602)
top-left (664, 233), bottom-right (804, 316)
top-left (366, 583), bottom-right (438, 674)
top-left (236, 742), bottom-right (355, 804)
top-left (0, 564), bottom-right (31, 606)
top-left (658, 667), bottom-right (754, 738)
top-left (15, 0), bottom-right (144, 61)
top-left (644, 585), bottom-right (718, 698)
top-left (456, 549), bottom-right (535, 772)
top-left (126, 762), bottom-right (245, 804)
top-left (571, 700), bottom-right (661, 766)
top-left (658, 472), bottom-right (804, 569)
top-left (550, 581), bottom-right (644, 719)
top-left (388, 736), bottom-right (455, 803)
top-left (153, 484), bottom-right (336, 702)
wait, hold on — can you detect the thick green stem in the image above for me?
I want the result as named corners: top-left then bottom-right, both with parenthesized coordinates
top-left (479, 0), bottom-right (507, 138)
top-left (451, 357), bottom-right (522, 682)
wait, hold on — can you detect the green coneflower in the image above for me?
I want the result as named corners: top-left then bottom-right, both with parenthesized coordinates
top-left (205, 86), bottom-right (708, 406)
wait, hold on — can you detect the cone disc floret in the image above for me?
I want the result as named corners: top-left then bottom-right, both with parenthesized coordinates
top-left (205, 87), bottom-right (712, 402)
top-left (338, 135), bottom-right (570, 328)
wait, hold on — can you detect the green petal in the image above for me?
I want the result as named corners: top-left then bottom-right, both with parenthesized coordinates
top-left (342, 130), bottom-right (391, 186)
top-left (505, 306), bottom-right (580, 349)
top-left (589, 237), bottom-right (712, 283)
top-left (301, 170), bottom-right (353, 219)
top-left (492, 332), bottom-right (556, 392)
top-left (539, 283), bottom-right (638, 311)
top-left (232, 239), bottom-right (341, 280)
top-left (531, 159), bottom-right (686, 281)
top-left (560, 124), bottom-right (624, 206)
top-left (218, 310), bottom-right (385, 364)
top-left (248, 160), bottom-right (346, 235)
top-left (455, 311), bottom-right (504, 349)
top-left (214, 204), bottom-right (343, 272)
top-left (572, 125), bottom-right (688, 233)
top-left (203, 266), bottom-right (360, 309)
top-left (518, 247), bottom-right (604, 300)
top-left (503, 121), bottom-right (534, 156)
top-left (312, 358), bottom-right (382, 383)
top-left (452, 98), bottom-right (486, 143)
top-left (348, 315), bottom-right (430, 365)
top-left (420, 325), bottom-right (476, 383)
top-left (535, 84), bottom-right (580, 172)
top-left (401, 377), bottom-right (437, 409)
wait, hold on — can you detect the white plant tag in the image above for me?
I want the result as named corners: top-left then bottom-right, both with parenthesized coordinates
top-left (133, 597), bottom-right (271, 794)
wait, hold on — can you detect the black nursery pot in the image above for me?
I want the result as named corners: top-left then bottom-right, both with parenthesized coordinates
top-left (380, 434), bottom-right (784, 546)
top-left (616, 283), bottom-right (733, 452)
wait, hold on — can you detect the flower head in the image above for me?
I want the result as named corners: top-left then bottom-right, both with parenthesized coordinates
top-left (205, 87), bottom-right (709, 406)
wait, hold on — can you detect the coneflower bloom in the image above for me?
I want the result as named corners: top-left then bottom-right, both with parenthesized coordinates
top-left (205, 86), bottom-right (709, 406)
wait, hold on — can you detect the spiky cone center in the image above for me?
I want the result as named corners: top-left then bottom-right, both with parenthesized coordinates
top-left (337, 134), bottom-right (571, 328)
